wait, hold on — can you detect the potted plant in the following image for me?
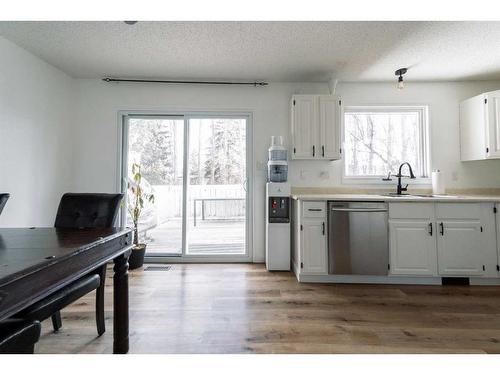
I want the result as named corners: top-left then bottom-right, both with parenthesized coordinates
top-left (128, 163), bottom-right (155, 270)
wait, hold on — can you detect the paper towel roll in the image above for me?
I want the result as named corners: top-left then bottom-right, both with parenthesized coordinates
top-left (432, 170), bottom-right (445, 195)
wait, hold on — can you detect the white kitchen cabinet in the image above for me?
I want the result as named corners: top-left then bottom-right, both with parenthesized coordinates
top-left (389, 202), bottom-right (497, 278)
top-left (291, 94), bottom-right (341, 160)
top-left (298, 201), bottom-right (328, 275)
top-left (435, 203), bottom-right (496, 276)
top-left (459, 89), bottom-right (500, 161)
top-left (291, 95), bottom-right (317, 159)
top-left (496, 203), bottom-right (500, 276)
top-left (389, 220), bottom-right (438, 276)
top-left (389, 203), bottom-right (437, 276)
top-left (293, 200), bottom-right (499, 283)
top-left (486, 90), bottom-right (500, 158)
top-left (300, 218), bottom-right (328, 274)
top-left (319, 95), bottom-right (341, 159)
top-left (436, 220), bottom-right (485, 276)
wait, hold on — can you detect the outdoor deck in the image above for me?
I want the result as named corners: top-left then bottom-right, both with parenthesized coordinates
top-left (145, 218), bottom-right (245, 256)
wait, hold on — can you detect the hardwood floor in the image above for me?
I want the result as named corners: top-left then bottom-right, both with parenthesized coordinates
top-left (35, 264), bottom-right (500, 354)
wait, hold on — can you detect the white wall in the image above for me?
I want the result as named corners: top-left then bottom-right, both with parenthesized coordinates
top-left (0, 36), bottom-right (74, 227)
top-left (290, 81), bottom-right (500, 188)
top-left (3, 37), bottom-right (500, 260)
top-left (71, 80), bottom-right (328, 262)
top-left (70, 79), bottom-right (500, 262)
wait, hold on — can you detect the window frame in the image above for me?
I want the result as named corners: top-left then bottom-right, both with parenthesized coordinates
top-left (341, 105), bottom-right (431, 185)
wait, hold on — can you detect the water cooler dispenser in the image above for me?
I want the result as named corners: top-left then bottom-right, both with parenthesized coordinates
top-left (265, 136), bottom-right (291, 271)
top-left (267, 135), bottom-right (288, 183)
top-left (265, 183), bottom-right (291, 271)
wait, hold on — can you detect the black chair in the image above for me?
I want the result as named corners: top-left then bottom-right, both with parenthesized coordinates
top-left (16, 193), bottom-right (123, 336)
top-left (0, 319), bottom-right (41, 354)
top-left (0, 194), bottom-right (42, 354)
top-left (0, 193), bottom-right (10, 215)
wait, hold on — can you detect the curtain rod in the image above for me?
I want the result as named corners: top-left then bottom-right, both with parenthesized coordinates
top-left (102, 77), bottom-right (268, 86)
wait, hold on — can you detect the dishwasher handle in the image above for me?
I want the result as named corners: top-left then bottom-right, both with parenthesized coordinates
top-left (330, 207), bottom-right (388, 213)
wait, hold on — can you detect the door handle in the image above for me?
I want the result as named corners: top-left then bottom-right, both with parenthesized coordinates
top-left (428, 222), bottom-right (433, 236)
top-left (312, 145), bottom-right (315, 157)
top-left (439, 222), bottom-right (444, 236)
top-left (330, 208), bottom-right (388, 212)
top-left (322, 145), bottom-right (325, 157)
top-left (322, 222), bottom-right (325, 235)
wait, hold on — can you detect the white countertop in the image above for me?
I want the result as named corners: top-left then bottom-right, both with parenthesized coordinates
top-left (291, 193), bottom-right (500, 203)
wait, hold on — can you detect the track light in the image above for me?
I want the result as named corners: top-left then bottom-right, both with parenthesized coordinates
top-left (395, 68), bottom-right (408, 90)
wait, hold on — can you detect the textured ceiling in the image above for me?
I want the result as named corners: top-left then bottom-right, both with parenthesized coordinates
top-left (1, 21), bottom-right (500, 82)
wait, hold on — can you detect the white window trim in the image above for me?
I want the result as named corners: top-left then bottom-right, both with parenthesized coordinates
top-left (341, 105), bottom-right (431, 186)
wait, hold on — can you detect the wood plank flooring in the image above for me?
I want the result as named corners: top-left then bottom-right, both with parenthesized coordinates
top-left (35, 264), bottom-right (500, 354)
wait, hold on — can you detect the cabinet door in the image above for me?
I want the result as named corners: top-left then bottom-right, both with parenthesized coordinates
top-left (437, 220), bottom-right (485, 276)
top-left (486, 90), bottom-right (500, 158)
top-left (319, 95), bottom-right (341, 160)
top-left (301, 219), bottom-right (327, 274)
top-left (497, 203), bottom-right (500, 277)
top-left (459, 94), bottom-right (488, 161)
top-left (291, 95), bottom-right (318, 159)
top-left (389, 220), bottom-right (437, 276)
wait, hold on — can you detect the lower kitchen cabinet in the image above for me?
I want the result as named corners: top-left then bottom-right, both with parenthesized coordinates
top-left (300, 218), bottom-right (328, 274)
top-left (389, 220), bottom-right (438, 276)
top-left (292, 199), bottom-right (499, 283)
top-left (389, 202), bottom-right (497, 278)
top-left (437, 220), bottom-right (485, 276)
top-left (497, 203), bottom-right (500, 273)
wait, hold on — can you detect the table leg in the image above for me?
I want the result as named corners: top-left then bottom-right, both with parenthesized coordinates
top-left (113, 252), bottom-right (130, 354)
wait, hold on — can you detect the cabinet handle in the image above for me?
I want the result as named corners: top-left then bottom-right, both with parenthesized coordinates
top-left (312, 145), bottom-right (315, 157)
top-left (439, 222), bottom-right (444, 236)
top-left (322, 145), bottom-right (325, 157)
top-left (322, 222), bottom-right (325, 235)
top-left (428, 222), bottom-right (433, 236)
top-left (307, 208), bottom-right (322, 212)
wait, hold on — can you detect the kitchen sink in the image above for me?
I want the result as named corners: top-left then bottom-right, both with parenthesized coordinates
top-left (382, 193), bottom-right (418, 197)
top-left (411, 194), bottom-right (460, 198)
top-left (382, 193), bottom-right (459, 198)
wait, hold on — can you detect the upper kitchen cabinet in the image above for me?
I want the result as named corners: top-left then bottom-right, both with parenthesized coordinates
top-left (459, 89), bottom-right (500, 161)
top-left (291, 95), bottom-right (341, 160)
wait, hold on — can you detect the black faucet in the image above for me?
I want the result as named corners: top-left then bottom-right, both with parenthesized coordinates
top-left (394, 162), bottom-right (416, 195)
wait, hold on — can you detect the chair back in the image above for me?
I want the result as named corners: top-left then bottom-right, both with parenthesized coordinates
top-left (0, 193), bottom-right (10, 216)
top-left (54, 193), bottom-right (124, 229)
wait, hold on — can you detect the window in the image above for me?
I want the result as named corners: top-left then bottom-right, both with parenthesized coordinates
top-left (343, 106), bottom-right (429, 181)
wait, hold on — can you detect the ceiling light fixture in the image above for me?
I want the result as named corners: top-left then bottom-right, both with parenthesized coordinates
top-left (395, 68), bottom-right (408, 90)
top-left (124, 21), bottom-right (138, 25)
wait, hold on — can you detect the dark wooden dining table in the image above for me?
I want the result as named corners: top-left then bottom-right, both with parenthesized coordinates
top-left (0, 227), bottom-right (133, 354)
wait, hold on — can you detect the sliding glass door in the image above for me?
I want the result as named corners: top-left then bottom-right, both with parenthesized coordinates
top-left (186, 118), bottom-right (246, 255)
top-left (121, 113), bottom-right (250, 261)
top-left (125, 117), bottom-right (184, 256)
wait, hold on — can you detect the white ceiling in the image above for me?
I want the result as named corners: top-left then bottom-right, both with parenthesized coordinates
top-left (1, 21), bottom-right (500, 82)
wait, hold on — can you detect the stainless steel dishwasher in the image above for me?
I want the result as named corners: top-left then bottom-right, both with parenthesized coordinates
top-left (328, 201), bottom-right (389, 275)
